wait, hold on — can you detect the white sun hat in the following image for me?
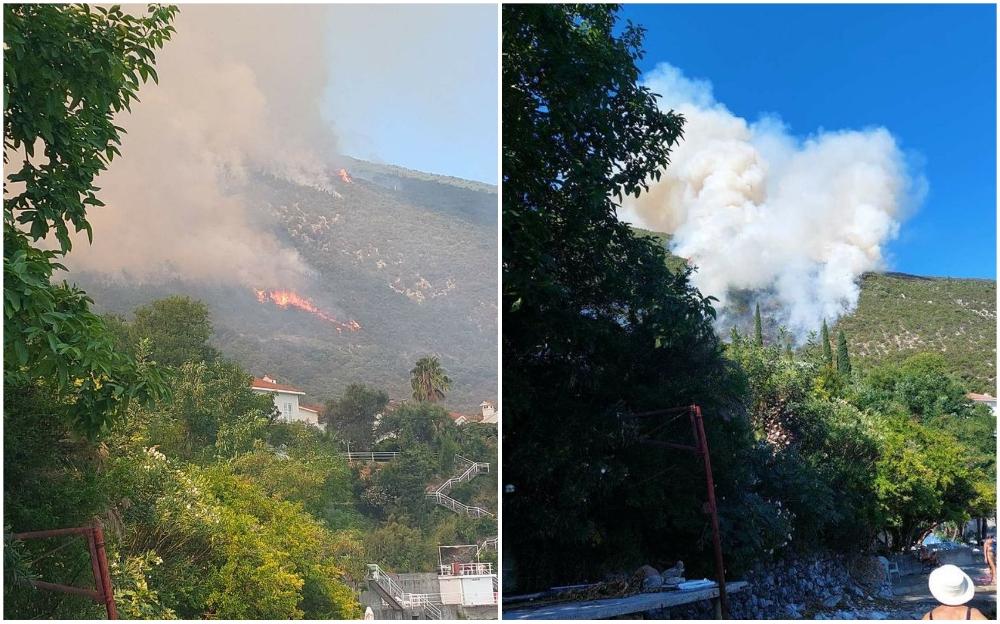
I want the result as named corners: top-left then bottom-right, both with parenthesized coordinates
top-left (928, 564), bottom-right (976, 606)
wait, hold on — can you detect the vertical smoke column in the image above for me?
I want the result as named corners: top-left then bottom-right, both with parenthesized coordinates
top-left (622, 63), bottom-right (924, 338)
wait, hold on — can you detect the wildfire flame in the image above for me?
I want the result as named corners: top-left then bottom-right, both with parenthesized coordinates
top-left (254, 288), bottom-right (361, 333)
top-left (337, 168), bottom-right (353, 184)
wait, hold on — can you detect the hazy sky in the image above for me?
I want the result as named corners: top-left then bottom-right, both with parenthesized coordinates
top-left (323, 5), bottom-right (498, 185)
top-left (623, 4), bottom-right (996, 279)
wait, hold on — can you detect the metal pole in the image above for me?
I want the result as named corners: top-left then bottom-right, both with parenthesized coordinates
top-left (91, 521), bottom-right (118, 619)
top-left (85, 528), bottom-right (105, 607)
top-left (692, 405), bottom-right (729, 619)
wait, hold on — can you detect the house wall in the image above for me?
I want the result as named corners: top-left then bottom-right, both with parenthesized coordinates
top-left (297, 408), bottom-right (320, 428)
top-left (253, 389), bottom-right (301, 423)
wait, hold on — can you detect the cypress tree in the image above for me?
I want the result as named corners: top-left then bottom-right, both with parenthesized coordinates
top-left (754, 302), bottom-right (763, 346)
top-left (821, 320), bottom-right (833, 367)
top-left (836, 329), bottom-right (851, 374)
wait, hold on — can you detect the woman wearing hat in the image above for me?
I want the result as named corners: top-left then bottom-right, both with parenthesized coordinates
top-left (921, 564), bottom-right (988, 620)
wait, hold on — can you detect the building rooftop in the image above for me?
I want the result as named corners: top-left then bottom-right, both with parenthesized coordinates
top-left (251, 375), bottom-right (306, 395)
top-left (966, 392), bottom-right (996, 402)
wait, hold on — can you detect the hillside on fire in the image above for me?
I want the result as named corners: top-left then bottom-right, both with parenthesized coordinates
top-left (70, 158), bottom-right (497, 410)
top-left (633, 228), bottom-right (998, 393)
top-left (4, 3), bottom-right (499, 621)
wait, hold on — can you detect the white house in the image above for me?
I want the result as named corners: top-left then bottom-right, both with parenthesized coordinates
top-left (252, 375), bottom-right (323, 428)
top-left (480, 401), bottom-right (497, 424)
top-left (966, 392), bottom-right (999, 416)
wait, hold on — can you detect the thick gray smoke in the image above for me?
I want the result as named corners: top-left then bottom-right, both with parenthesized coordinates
top-left (62, 5), bottom-right (337, 287)
top-left (621, 63), bottom-right (925, 339)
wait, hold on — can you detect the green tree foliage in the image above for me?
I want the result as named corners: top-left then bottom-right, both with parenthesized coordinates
top-left (836, 329), bottom-right (852, 375)
top-left (325, 383), bottom-right (388, 450)
top-left (376, 401), bottom-right (452, 447)
top-left (754, 302), bottom-right (763, 346)
top-left (4, 3), bottom-right (177, 437)
top-left (727, 335), bottom-right (881, 547)
top-left (136, 360), bottom-right (274, 461)
top-left (871, 414), bottom-right (976, 548)
top-left (852, 353), bottom-right (970, 421)
top-left (132, 295), bottom-right (219, 366)
top-left (503, 4), bottom-right (750, 590)
top-left (4, 297), bottom-right (364, 619)
top-left (821, 319), bottom-right (833, 368)
top-left (410, 356), bottom-right (452, 403)
top-left (104, 450), bottom-right (361, 619)
top-left (851, 353), bottom-right (996, 544)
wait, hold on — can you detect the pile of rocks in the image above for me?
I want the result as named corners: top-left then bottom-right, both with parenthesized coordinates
top-left (645, 551), bottom-right (895, 620)
top-left (633, 561), bottom-right (686, 592)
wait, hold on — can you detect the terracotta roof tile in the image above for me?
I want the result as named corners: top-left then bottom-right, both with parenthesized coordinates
top-left (966, 392), bottom-right (996, 402)
top-left (251, 376), bottom-right (305, 395)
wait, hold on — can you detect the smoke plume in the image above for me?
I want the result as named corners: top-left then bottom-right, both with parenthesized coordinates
top-left (621, 63), bottom-right (925, 339)
top-left (62, 5), bottom-right (337, 287)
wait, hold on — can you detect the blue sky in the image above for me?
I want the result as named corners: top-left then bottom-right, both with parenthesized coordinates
top-left (622, 4), bottom-right (996, 279)
top-left (323, 5), bottom-right (498, 185)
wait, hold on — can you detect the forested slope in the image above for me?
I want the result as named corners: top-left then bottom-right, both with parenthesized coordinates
top-left (73, 159), bottom-right (498, 411)
top-left (833, 272), bottom-right (996, 393)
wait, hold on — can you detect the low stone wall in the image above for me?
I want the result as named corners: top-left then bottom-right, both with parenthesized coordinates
top-left (650, 552), bottom-right (892, 619)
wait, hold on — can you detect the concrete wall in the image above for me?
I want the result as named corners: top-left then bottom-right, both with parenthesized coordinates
top-left (361, 572), bottom-right (499, 620)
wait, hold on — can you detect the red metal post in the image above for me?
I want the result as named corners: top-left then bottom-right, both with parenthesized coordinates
top-left (11, 523), bottom-right (118, 619)
top-left (91, 521), bottom-right (118, 619)
top-left (692, 405), bottom-right (729, 619)
top-left (85, 528), bottom-right (106, 607)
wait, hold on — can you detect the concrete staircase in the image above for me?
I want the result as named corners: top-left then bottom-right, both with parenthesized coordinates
top-left (366, 564), bottom-right (443, 620)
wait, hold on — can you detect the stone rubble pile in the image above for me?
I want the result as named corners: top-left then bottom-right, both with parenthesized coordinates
top-left (646, 551), bottom-right (909, 620)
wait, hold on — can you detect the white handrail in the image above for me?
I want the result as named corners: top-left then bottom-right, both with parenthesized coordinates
top-left (367, 565), bottom-right (446, 619)
top-left (439, 562), bottom-right (493, 576)
top-left (342, 451), bottom-right (400, 462)
top-left (426, 491), bottom-right (494, 518)
top-left (477, 536), bottom-right (498, 556)
top-left (434, 461), bottom-right (489, 495)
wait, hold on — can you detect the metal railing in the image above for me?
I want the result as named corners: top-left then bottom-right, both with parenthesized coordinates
top-left (367, 563), bottom-right (407, 606)
top-left (342, 451), bottom-right (400, 462)
top-left (367, 564), bottom-right (445, 619)
top-left (438, 562), bottom-right (493, 576)
top-left (426, 491), bottom-right (494, 518)
top-left (426, 456), bottom-right (493, 518)
top-left (408, 593), bottom-right (443, 619)
top-left (433, 456), bottom-right (490, 495)
top-left (11, 522), bottom-right (118, 619)
top-left (477, 536), bottom-right (498, 555)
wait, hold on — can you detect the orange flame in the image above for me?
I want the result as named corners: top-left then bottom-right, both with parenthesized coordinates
top-left (337, 168), bottom-right (353, 184)
top-left (254, 288), bottom-right (361, 333)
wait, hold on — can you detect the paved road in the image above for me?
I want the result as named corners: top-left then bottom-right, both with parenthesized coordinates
top-left (888, 545), bottom-right (996, 618)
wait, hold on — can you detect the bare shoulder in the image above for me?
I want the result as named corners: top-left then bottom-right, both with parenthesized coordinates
top-left (970, 608), bottom-right (989, 620)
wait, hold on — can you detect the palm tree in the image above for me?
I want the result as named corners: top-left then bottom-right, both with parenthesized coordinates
top-left (410, 356), bottom-right (451, 403)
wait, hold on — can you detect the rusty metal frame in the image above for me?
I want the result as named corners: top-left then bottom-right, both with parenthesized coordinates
top-left (621, 404), bottom-right (730, 618)
top-left (11, 521), bottom-right (118, 619)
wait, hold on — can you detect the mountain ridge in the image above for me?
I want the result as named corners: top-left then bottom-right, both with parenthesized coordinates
top-left (72, 157), bottom-right (498, 412)
top-left (632, 226), bottom-right (997, 392)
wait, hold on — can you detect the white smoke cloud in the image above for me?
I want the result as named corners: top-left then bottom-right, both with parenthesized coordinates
top-left (622, 62), bottom-right (925, 338)
top-left (61, 5), bottom-right (337, 288)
